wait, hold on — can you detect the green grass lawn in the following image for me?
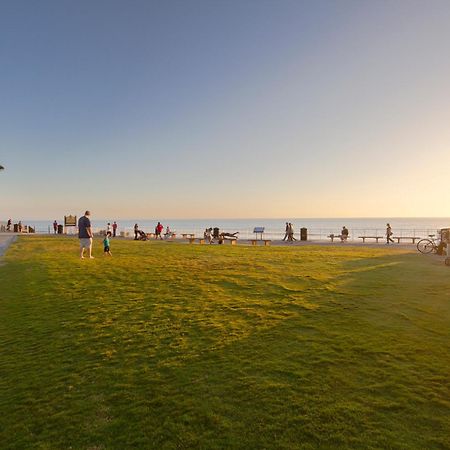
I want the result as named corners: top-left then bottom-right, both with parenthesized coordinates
top-left (1, 236), bottom-right (449, 449)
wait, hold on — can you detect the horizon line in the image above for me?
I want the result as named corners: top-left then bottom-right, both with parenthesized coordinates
top-left (17, 216), bottom-right (450, 222)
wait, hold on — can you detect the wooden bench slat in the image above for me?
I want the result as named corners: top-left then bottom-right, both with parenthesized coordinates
top-left (358, 236), bottom-right (421, 243)
top-left (250, 239), bottom-right (271, 246)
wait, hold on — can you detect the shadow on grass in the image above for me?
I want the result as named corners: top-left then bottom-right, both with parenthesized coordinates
top-left (0, 238), bottom-right (449, 449)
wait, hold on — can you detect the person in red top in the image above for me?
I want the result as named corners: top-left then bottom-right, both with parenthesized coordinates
top-left (112, 221), bottom-right (118, 237)
top-left (155, 222), bottom-right (164, 240)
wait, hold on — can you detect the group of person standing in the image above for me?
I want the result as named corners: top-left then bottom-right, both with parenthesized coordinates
top-left (106, 222), bottom-right (118, 237)
top-left (5, 219), bottom-right (23, 232)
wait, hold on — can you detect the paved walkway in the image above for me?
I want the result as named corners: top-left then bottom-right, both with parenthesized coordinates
top-left (0, 235), bottom-right (16, 256)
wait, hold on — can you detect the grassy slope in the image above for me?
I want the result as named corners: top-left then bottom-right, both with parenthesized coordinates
top-left (0, 237), bottom-right (449, 449)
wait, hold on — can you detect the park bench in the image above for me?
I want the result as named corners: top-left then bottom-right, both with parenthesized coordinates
top-left (358, 236), bottom-right (385, 243)
top-left (250, 239), bottom-right (271, 246)
top-left (182, 233), bottom-right (195, 239)
top-left (188, 238), bottom-right (206, 244)
top-left (189, 237), bottom-right (237, 245)
top-left (250, 227), bottom-right (270, 245)
top-left (359, 236), bottom-right (422, 244)
top-left (392, 236), bottom-right (421, 244)
top-left (220, 237), bottom-right (237, 245)
top-left (328, 234), bottom-right (348, 242)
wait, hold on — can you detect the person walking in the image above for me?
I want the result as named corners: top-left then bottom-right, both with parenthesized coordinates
top-left (78, 210), bottom-right (94, 259)
top-left (7, 218), bottom-right (11, 231)
top-left (134, 223), bottom-right (139, 240)
top-left (288, 223), bottom-right (296, 242)
top-left (106, 222), bottom-right (112, 234)
top-left (53, 220), bottom-right (58, 234)
top-left (112, 221), bottom-right (118, 237)
top-left (282, 222), bottom-right (289, 241)
top-left (386, 223), bottom-right (394, 244)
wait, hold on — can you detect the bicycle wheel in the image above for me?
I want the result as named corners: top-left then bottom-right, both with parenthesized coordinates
top-left (417, 239), bottom-right (435, 254)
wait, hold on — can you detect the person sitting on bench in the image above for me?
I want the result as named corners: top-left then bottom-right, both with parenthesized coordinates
top-left (216, 231), bottom-right (239, 244)
top-left (220, 232), bottom-right (239, 239)
top-left (341, 226), bottom-right (349, 242)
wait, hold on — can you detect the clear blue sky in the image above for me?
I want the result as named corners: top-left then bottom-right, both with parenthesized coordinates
top-left (1, 0), bottom-right (450, 219)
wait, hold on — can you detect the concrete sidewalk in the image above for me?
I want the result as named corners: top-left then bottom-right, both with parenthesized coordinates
top-left (0, 235), bottom-right (16, 256)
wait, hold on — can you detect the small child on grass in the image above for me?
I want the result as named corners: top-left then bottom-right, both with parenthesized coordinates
top-left (103, 231), bottom-right (112, 256)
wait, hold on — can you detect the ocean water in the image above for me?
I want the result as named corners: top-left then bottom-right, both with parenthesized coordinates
top-left (21, 217), bottom-right (450, 240)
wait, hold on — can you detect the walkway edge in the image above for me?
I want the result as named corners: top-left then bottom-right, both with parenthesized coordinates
top-left (0, 235), bottom-right (17, 257)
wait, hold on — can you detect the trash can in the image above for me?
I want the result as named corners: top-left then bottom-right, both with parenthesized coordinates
top-left (441, 228), bottom-right (450, 244)
top-left (57, 224), bottom-right (64, 234)
top-left (13, 224), bottom-right (19, 233)
top-left (300, 227), bottom-right (307, 241)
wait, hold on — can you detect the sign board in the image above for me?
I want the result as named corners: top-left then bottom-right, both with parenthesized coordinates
top-left (64, 215), bottom-right (77, 227)
top-left (253, 227), bottom-right (265, 240)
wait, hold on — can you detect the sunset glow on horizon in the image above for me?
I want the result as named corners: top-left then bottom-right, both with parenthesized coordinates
top-left (1, 1), bottom-right (450, 220)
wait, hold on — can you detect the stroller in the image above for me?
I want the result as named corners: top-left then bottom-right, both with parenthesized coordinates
top-left (137, 230), bottom-right (148, 241)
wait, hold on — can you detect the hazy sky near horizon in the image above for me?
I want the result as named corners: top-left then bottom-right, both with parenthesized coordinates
top-left (1, 0), bottom-right (450, 219)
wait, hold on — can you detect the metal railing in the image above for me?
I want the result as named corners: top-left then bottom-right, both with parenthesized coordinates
top-left (2, 223), bottom-right (441, 243)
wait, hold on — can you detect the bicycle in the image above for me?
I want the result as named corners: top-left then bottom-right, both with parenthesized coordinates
top-left (417, 234), bottom-right (442, 254)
